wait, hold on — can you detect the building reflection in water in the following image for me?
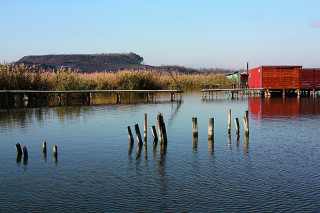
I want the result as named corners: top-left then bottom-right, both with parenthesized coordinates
top-left (248, 97), bottom-right (320, 120)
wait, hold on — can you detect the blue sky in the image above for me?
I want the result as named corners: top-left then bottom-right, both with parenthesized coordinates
top-left (0, 0), bottom-right (319, 69)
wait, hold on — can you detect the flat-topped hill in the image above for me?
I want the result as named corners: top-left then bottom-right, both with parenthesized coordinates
top-left (16, 52), bottom-right (148, 73)
top-left (15, 53), bottom-right (236, 74)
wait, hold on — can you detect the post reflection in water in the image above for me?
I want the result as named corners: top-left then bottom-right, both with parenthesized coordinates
top-left (228, 133), bottom-right (231, 152)
top-left (43, 151), bottom-right (47, 162)
top-left (235, 133), bottom-right (240, 148)
top-left (158, 142), bottom-right (167, 165)
top-left (16, 154), bottom-right (22, 163)
top-left (243, 135), bottom-right (249, 154)
top-left (193, 136), bottom-right (198, 150)
top-left (136, 144), bottom-right (142, 161)
top-left (144, 139), bottom-right (148, 160)
top-left (208, 137), bottom-right (214, 155)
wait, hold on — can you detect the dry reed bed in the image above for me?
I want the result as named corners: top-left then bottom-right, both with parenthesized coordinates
top-left (0, 64), bottom-right (230, 90)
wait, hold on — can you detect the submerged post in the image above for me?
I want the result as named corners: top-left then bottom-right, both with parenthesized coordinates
top-left (208, 117), bottom-right (214, 139)
top-left (151, 125), bottom-right (158, 142)
top-left (157, 115), bottom-right (163, 143)
top-left (43, 141), bottom-right (47, 153)
top-left (134, 124), bottom-right (143, 146)
top-left (245, 110), bottom-right (249, 129)
top-left (15, 143), bottom-right (22, 156)
top-left (243, 116), bottom-right (249, 135)
top-left (157, 113), bottom-right (167, 145)
top-left (228, 109), bottom-right (231, 133)
top-left (53, 145), bottom-right (58, 157)
top-left (144, 113), bottom-right (147, 139)
top-left (192, 117), bottom-right (198, 136)
top-left (234, 118), bottom-right (240, 134)
top-left (22, 146), bottom-right (28, 159)
top-left (127, 126), bottom-right (134, 144)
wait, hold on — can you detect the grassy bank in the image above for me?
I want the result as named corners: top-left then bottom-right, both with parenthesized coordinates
top-left (0, 63), bottom-right (230, 91)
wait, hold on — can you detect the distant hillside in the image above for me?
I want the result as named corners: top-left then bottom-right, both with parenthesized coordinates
top-left (16, 53), bottom-right (148, 73)
top-left (15, 53), bottom-right (239, 74)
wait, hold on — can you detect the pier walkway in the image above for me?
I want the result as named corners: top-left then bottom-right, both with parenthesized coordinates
top-left (0, 89), bottom-right (183, 102)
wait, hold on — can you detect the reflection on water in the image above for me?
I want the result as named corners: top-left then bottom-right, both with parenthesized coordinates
top-left (249, 97), bottom-right (320, 120)
top-left (1, 92), bottom-right (320, 212)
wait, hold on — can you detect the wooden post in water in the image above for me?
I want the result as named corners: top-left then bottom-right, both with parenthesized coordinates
top-left (228, 109), bottom-right (231, 133)
top-left (208, 117), bottom-right (214, 139)
top-left (157, 115), bottom-right (163, 143)
top-left (53, 145), bottom-right (58, 157)
top-left (157, 113), bottom-right (167, 145)
top-left (127, 126), bottom-right (134, 144)
top-left (161, 119), bottom-right (168, 145)
top-left (192, 117), bottom-right (198, 136)
top-left (234, 118), bottom-right (240, 134)
top-left (245, 110), bottom-right (249, 133)
top-left (243, 116), bottom-right (249, 135)
top-left (144, 113), bottom-right (147, 139)
top-left (15, 143), bottom-right (22, 156)
top-left (43, 141), bottom-right (47, 153)
top-left (22, 146), bottom-right (28, 159)
top-left (151, 125), bottom-right (158, 142)
top-left (134, 124), bottom-right (143, 146)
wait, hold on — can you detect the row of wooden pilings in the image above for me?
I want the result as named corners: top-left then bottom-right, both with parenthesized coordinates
top-left (127, 110), bottom-right (249, 156)
top-left (192, 110), bottom-right (249, 137)
top-left (15, 142), bottom-right (58, 164)
top-left (127, 113), bottom-right (168, 163)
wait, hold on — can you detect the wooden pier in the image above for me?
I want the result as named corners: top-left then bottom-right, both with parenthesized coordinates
top-left (201, 88), bottom-right (266, 99)
top-left (0, 89), bottom-right (183, 103)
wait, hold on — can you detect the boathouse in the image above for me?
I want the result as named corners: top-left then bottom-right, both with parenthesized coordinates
top-left (248, 66), bottom-right (301, 90)
top-left (248, 65), bottom-right (320, 95)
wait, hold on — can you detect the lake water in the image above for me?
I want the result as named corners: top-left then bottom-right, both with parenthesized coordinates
top-left (1, 92), bottom-right (320, 212)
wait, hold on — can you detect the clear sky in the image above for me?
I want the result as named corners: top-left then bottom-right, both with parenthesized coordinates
top-left (0, 0), bottom-right (319, 69)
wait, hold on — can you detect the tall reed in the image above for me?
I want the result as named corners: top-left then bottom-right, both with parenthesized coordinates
top-left (0, 63), bottom-right (230, 90)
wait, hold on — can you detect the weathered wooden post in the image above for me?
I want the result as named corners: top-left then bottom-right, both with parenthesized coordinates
top-left (234, 118), bottom-right (240, 134)
top-left (15, 143), bottom-right (22, 156)
top-left (128, 126), bottom-right (134, 155)
top-left (53, 145), bottom-right (58, 163)
top-left (161, 120), bottom-right (168, 145)
top-left (157, 113), bottom-right (167, 145)
top-left (192, 117), bottom-right (198, 136)
top-left (157, 115), bottom-right (163, 143)
top-left (208, 117), bottom-right (214, 139)
top-left (245, 110), bottom-right (249, 129)
top-left (151, 125), bottom-right (158, 142)
top-left (243, 116), bottom-right (249, 135)
top-left (228, 109), bottom-right (231, 133)
top-left (127, 126), bottom-right (134, 144)
top-left (43, 141), bottom-right (47, 153)
top-left (53, 145), bottom-right (58, 157)
top-left (43, 141), bottom-right (47, 160)
top-left (22, 146), bottom-right (28, 159)
top-left (134, 124), bottom-right (143, 147)
top-left (144, 113), bottom-right (147, 139)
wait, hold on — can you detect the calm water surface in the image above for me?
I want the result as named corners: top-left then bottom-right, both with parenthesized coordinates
top-left (1, 92), bottom-right (320, 212)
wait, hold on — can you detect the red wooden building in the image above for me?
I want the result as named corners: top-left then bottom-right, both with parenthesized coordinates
top-left (300, 69), bottom-right (320, 90)
top-left (248, 66), bottom-right (320, 95)
top-left (248, 66), bottom-right (301, 89)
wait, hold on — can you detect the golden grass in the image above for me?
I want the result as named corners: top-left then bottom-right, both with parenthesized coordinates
top-left (0, 63), bottom-right (230, 90)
